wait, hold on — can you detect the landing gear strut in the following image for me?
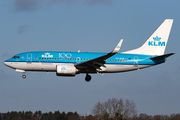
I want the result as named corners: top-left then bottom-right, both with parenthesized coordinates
top-left (85, 74), bottom-right (91, 82)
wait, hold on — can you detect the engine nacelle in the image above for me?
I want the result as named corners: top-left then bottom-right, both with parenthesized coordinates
top-left (56, 64), bottom-right (77, 76)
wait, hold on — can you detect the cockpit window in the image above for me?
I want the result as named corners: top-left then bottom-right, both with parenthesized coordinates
top-left (12, 56), bottom-right (20, 59)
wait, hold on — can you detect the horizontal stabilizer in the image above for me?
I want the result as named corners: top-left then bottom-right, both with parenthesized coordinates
top-left (150, 53), bottom-right (175, 60)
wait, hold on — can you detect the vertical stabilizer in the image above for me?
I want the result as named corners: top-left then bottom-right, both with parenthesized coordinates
top-left (123, 19), bottom-right (173, 55)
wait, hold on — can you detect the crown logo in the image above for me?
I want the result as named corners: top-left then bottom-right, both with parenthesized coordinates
top-left (153, 36), bottom-right (161, 41)
top-left (61, 67), bottom-right (67, 70)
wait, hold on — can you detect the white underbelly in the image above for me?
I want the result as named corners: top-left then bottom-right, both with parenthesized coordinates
top-left (9, 62), bottom-right (152, 73)
top-left (9, 62), bottom-right (57, 71)
top-left (102, 64), bottom-right (151, 73)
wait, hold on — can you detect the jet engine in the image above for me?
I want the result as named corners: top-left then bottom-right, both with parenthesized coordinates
top-left (56, 64), bottom-right (77, 76)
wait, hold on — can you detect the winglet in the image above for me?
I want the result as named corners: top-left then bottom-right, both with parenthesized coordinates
top-left (112, 39), bottom-right (123, 53)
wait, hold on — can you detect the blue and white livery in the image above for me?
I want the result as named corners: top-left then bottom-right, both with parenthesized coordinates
top-left (4, 19), bottom-right (174, 82)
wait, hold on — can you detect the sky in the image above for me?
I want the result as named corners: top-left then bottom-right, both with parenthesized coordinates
top-left (0, 0), bottom-right (180, 116)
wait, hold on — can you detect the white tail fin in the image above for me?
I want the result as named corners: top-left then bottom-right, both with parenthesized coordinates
top-left (123, 19), bottom-right (173, 55)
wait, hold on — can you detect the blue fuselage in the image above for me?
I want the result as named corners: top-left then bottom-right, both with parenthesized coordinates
top-left (5, 51), bottom-right (165, 65)
top-left (4, 51), bottom-right (165, 73)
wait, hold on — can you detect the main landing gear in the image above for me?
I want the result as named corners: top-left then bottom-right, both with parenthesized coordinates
top-left (85, 73), bottom-right (91, 82)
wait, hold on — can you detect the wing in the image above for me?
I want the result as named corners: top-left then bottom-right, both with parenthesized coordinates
top-left (75, 39), bottom-right (123, 71)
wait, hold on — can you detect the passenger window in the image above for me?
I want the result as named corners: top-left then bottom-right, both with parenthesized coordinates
top-left (55, 58), bottom-right (56, 60)
top-left (57, 58), bottom-right (59, 60)
top-left (39, 58), bottom-right (41, 59)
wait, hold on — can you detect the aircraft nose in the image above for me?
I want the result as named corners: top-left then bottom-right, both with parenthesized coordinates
top-left (4, 59), bottom-right (11, 66)
top-left (4, 61), bottom-right (12, 68)
top-left (4, 58), bottom-right (13, 67)
top-left (4, 61), bottom-right (8, 66)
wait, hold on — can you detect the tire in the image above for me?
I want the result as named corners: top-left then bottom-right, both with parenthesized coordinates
top-left (22, 75), bottom-right (26, 79)
top-left (85, 75), bottom-right (91, 82)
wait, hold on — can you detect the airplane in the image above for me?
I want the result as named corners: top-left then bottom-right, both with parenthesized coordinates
top-left (4, 19), bottom-right (174, 82)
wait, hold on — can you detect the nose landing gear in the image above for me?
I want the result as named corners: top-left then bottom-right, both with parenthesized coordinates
top-left (15, 69), bottom-right (26, 79)
top-left (22, 74), bottom-right (26, 79)
top-left (22, 72), bottom-right (26, 79)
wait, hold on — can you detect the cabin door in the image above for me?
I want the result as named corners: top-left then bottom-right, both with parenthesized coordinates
top-left (134, 56), bottom-right (138, 67)
top-left (27, 54), bottom-right (32, 63)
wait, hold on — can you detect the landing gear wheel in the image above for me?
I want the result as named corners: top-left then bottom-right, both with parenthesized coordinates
top-left (22, 75), bottom-right (26, 79)
top-left (85, 75), bottom-right (91, 82)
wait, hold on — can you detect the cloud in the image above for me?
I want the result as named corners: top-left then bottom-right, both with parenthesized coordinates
top-left (85, 0), bottom-right (117, 5)
top-left (17, 25), bottom-right (30, 34)
top-left (14, 0), bottom-right (117, 12)
top-left (50, 0), bottom-right (74, 3)
top-left (15, 0), bottom-right (40, 11)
